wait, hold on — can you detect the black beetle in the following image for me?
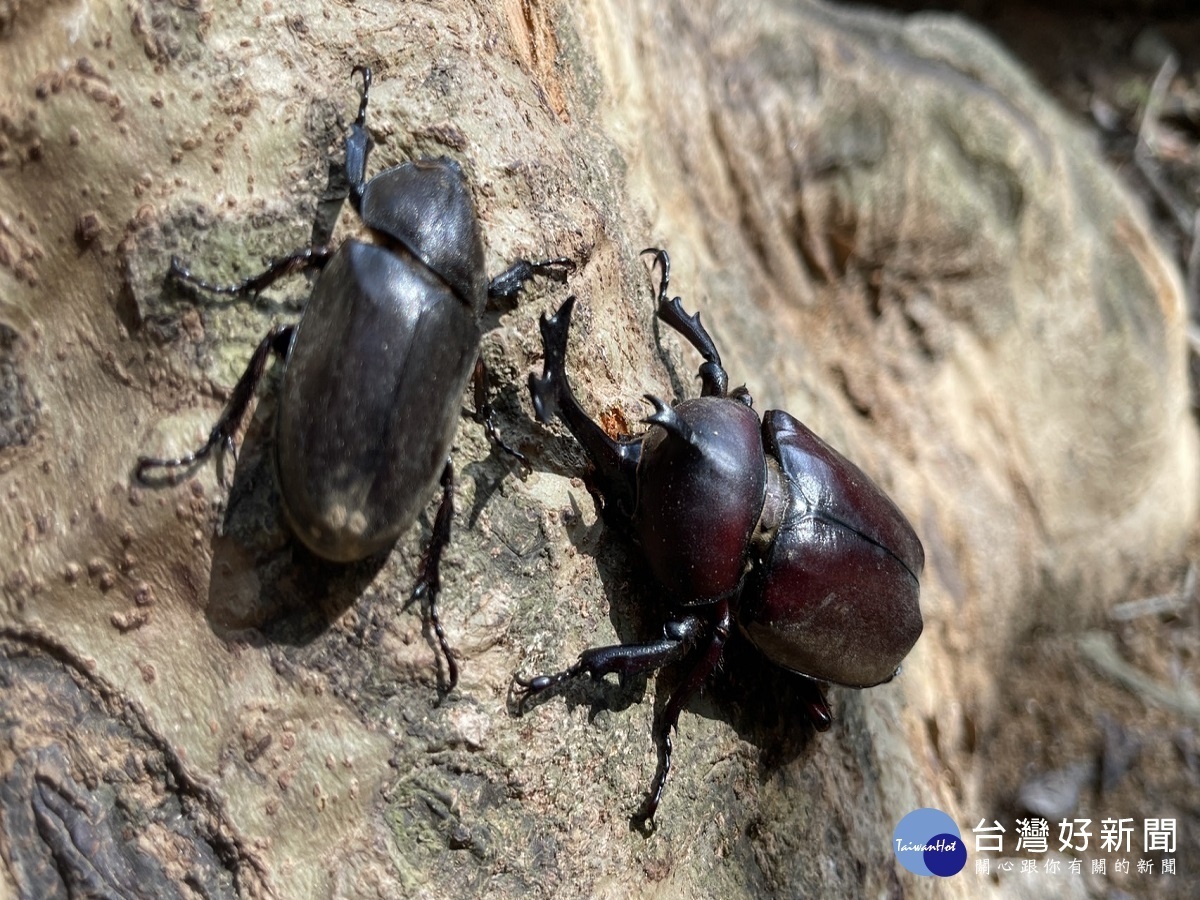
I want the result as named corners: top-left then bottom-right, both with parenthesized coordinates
top-left (137, 66), bottom-right (571, 690)
top-left (516, 249), bottom-right (923, 821)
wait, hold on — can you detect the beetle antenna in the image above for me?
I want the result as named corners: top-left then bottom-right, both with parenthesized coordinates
top-left (642, 395), bottom-right (698, 448)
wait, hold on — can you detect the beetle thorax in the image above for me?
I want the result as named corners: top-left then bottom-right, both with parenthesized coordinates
top-left (633, 397), bottom-right (767, 604)
top-left (358, 157), bottom-right (488, 313)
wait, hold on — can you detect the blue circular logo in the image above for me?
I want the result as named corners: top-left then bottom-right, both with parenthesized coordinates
top-left (893, 809), bottom-right (967, 877)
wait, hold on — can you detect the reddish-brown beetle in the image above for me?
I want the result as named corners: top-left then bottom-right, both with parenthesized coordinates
top-left (516, 249), bottom-right (923, 822)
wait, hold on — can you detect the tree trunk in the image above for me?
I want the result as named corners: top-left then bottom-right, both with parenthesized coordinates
top-left (1, 1), bottom-right (1194, 897)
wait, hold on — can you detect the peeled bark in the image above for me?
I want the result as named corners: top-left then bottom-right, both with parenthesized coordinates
top-left (1, 1), bottom-right (1194, 897)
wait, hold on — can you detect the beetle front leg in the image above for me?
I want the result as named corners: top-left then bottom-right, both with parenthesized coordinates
top-left (513, 615), bottom-right (706, 713)
top-left (486, 256), bottom-right (575, 307)
top-left (528, 295), bottom-right (641, 518)
top-left (641, 248), bottom-right (731, 399)
top-left (636, 598), bottom-right (732, 827)
top-left (136, 324), bottom-right (295, 483)
top-left (405, 460), bottom-right (460, 693)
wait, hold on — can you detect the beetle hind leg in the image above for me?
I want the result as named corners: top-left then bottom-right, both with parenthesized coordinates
top-left (635, 599), bottom-right (732, 827)
top-left (136, 324), bottom-right (294, 484)
top-left (405, 461), bottom-right (460, 693)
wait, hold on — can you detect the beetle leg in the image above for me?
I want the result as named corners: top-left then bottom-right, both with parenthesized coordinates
top-left (345, 66), bottom-right (374, 214)
top-left (641, 248), bottom-right (730, 398)
top-left (470, 358), bottom-right (530, 471)
top-left (169, 247), bottom-right (334, 297)
top-left (636, 598), bottom-right (732, 826)
top-left (529, 295), bottom-right (641, 519)
top-left (136, 324), bottom-right (294, 484)
top-left (486, 256), bottom-right (575, 308)
top-left (513, 614), bottom-right (706, 713)
top-left (405, 460), bottom-right (460, 693)
top-left (798, 679), bottom-right (833, 732)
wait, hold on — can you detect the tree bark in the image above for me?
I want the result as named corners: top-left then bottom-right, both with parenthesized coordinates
top-left (1, 1), bottom-right (1194, 897)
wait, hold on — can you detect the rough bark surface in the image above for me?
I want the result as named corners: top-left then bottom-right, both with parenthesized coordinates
top-left (1, 1), bottom-right (1195, 898)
